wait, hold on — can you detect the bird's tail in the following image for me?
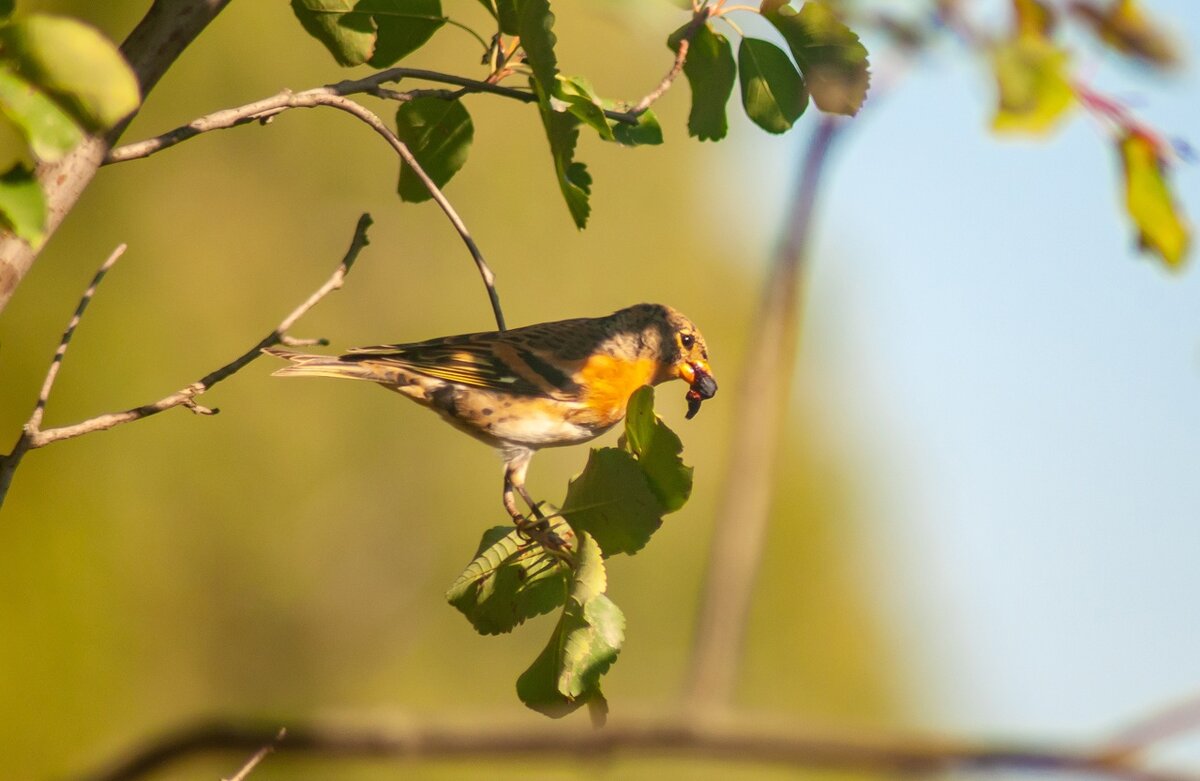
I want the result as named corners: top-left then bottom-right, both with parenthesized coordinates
top-left (263, 346), bottom-right (390, 383)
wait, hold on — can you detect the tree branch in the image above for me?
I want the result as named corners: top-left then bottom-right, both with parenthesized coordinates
top-left (0, 214), bottom-right (373, 512)
top-left (684, 117), bottom-right (845, 709)
top-left (78, 715), bottom-right (1198, 781)
top-left (0, 0), bottom-right (233, 314)
top-left (104, 89), bottom-right (506, 332)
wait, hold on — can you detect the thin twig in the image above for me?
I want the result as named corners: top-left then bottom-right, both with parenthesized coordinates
top-left (223, 728), bottom-right (285, 781)
top-left (609, 6), bottom-right (711, 123)
top-left (77, 715), bottom-right (1197, 781)
top-left (0, 216), bottom-right (373, 512)
top-left (684, 117), bottom-right (844, 710)
top-left (0, 244), bottom-right (127, 509)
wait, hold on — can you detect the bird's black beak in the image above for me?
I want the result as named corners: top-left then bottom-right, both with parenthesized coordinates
top-left (683, 362), bottom-right (717, 420)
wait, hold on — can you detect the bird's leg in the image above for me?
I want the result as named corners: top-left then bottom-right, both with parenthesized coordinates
top-left (503, 454), bottom-right (565, 552)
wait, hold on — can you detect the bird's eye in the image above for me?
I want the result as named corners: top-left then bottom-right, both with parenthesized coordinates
top-left (680, 333), bottom-right (695, 349)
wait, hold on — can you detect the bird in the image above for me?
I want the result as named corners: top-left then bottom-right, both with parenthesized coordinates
top-left (264, 303), bottom-right (716, 543)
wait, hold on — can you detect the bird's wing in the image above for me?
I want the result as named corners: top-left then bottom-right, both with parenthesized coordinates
top-left (344, 334), bottom-right (584, 399)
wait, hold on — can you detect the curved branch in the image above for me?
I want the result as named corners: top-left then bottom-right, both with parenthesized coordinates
top-left (79, 715), bottom-right (1197, 781)
top-left (106, 89), bottom-right (506, 331)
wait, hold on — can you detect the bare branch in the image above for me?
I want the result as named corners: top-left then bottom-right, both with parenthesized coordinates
top-left (607, 6), bottom-right (712, 124)
top-left (222, 728), bottom-right (285, 781)
top-left (78, 715), bottom-right (1198, 781)
top-left (0, 244), bottom-right (127, 509)
top-left (685, 117), bottom-right (845, 709)
top-left (30, 244), bottom-right (128, 432)
top-left (107, 89), bottom-right (506, 331)
top-left (0, 215), bottom-right (372, 511)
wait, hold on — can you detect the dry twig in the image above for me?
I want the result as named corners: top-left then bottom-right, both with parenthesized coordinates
top-left (0, 215), bottom-right (374, 511)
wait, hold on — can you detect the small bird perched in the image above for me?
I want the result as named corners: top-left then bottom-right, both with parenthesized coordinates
top-left (265, 303), bottom-right (716, 538)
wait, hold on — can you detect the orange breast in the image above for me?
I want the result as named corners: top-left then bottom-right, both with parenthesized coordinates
top-left (577, 354), bottom-right (657, 423)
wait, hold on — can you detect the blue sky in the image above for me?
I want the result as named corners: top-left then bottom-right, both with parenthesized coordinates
top-left (716, 0), bottom-right (1200, 761)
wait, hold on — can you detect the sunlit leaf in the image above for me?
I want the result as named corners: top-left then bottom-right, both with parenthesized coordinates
top-left (0, 14), bottom-right (139, 132)
top-left (669, 22), bottom-right (736, 142)
top-left (0, 163), bottom-right (45, 245)
top-left (623, 386), bottom-right (693, 512)
top-left (1119, 131), bottom-right (1190, 268)
top-left (760, 0), bottom-right (870, 116)
top-left (990, 35), bottom-right (1074, 135)
top-left (446, 522), bottom-right (571, 635)
top-left (516, 533), bottom-right (624, 719)
top-left (738, 37), bottom-right (807, 134)
top-left (0, 67), bottom-right (83, 161)
top-left (562, 447), bottom-right (662, 556)
top-left (394, 96), bottom-right (473, 202)
top-left (1070, 0), bottom-right (1180, 69)
top-left (555, 75), bottom-right (614, 142)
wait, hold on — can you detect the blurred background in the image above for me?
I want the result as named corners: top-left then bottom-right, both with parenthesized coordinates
top-left (1, 1), bottom-right (1198, 778)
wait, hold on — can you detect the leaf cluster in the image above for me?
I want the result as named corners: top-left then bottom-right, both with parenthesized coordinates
top-left (983, 0), bottom-right (1189, 267)
top-left (291, 0), bottom-right (870, 229)
top-left (446, 387), bottom-right (693, 718)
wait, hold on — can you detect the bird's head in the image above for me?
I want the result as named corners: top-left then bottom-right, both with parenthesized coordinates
top-left (618, 304), bottom-right (717, 419)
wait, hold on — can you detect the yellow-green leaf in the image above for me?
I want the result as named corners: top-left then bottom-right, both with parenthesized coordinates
top-left (989, 35), bottom-right (1074, 135)
top-left (0, 163), bottom-right (45, 246)
top-left (1012, 0), bottom-right (1056, 38)
top-left (1119, 132), bottom-right (1190, 268)
top-left (0, 67), bottom-right (83, 161)
top-left (0, 14), bottom-right (139, 132)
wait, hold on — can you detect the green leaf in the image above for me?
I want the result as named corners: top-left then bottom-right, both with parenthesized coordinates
top-left (291, 0), bottom-right (376, 65)
top-left (0, 67), bottom-right (84, 161)
top-left (760, 0), bottom-right (870, 117)
top-left (362, 0), bottom-right (444, 67)
top-left (623, 386), bottom-right (693, 513)
top-left (0, 163), bottom-right (45, 245)
top-left (516, 0), bottom-right (558, 96)
top-left (446, 522), bottom-right (571, 635)
top-left (738, 37), bottom-right (807, 134)
top-left (517, 533), bottom-right (625, 719)
top-left (1119, 131), bottom-right (1190, 268)
top-left (394, 96), bottom-right (474, 202)
top-left (989, 35), bottom-right (1073, 135)
top-left (0, 14), bottom-right (139, 132)
top-left (0, 1), bottom-right (13, 21)
top-left (291, 0), bottom-right (444, 67)
top-left (563, 448), bottom-right (663, 556)
top-left (669, 21), bottom-right (736, 142)
top-left (611, 109), bottom-right (663, 147)
top-left (495, 0), bottom-right (519, 35)
top-left (533, 79), bottom-right (591, 229)
top-left (555, 76), bottom-right (614, 142)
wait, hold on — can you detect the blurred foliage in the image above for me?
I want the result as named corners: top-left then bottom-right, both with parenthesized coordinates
top-left (0, 1), bottom-right (904, 778)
